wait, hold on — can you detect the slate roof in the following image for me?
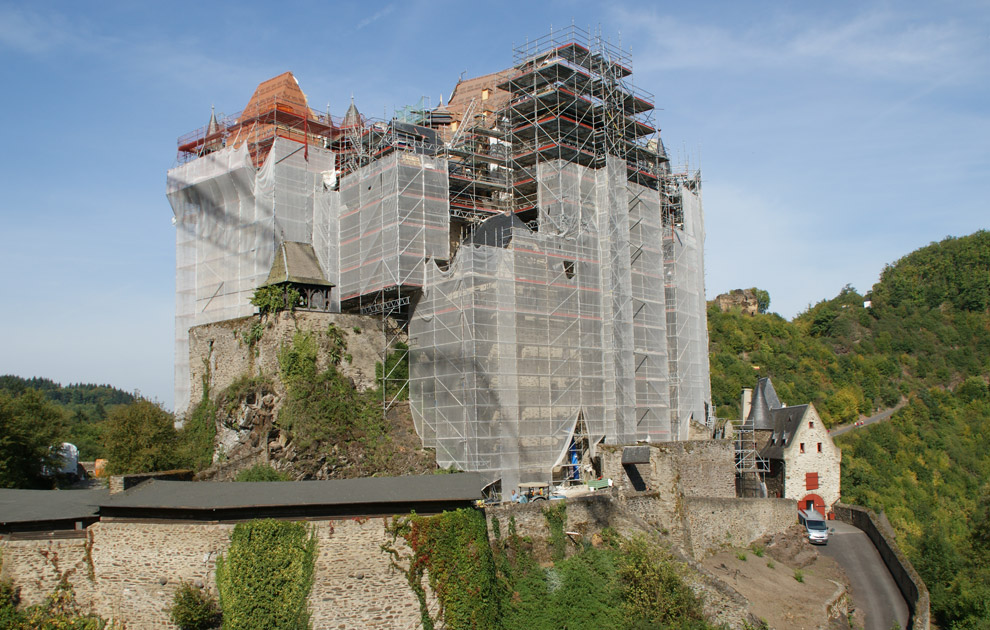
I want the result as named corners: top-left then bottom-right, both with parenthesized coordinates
top-left (0, 488), bottom-right (108, 526)
top-left (759, 404), bottom-right (811, 460)
top-left (101, 473), bottom-right (484, 511)
top-left (466, 213), bottom-right (530, 248)
top-left (264, 241), bottom-right (334, 287)
top-left (621, 446), bottom-right (652, 465)
top-left (747, 377), bottom-right (783, 431)
top-left (342, 99), bottom-right (362, 128)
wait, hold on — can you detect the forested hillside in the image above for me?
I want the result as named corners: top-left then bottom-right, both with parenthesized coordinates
top-left (0, 376), bottom-right (137, 460)
top-left (709, 230), bottom-right (990, 628)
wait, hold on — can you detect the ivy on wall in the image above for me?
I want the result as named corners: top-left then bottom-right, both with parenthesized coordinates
top-left (215, 519), bottom-right (316, 630)
top-left (384, 509), bottom-right (501, 630)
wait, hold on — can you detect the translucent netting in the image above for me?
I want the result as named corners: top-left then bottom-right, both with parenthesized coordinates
top-left (409, 157), bottom-right (692, 490)
top-left (168, 139), bottom-right (335, 413)
top-left (336, 152), bottom-right (450, 301)
top-left (666, 183), bottom-right (710, 436)
top-left (627, 180), bottom-right (673, 440)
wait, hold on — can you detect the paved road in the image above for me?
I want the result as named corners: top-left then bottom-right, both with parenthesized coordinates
top-left (818, 521), bottom-right (909, 630)
top-left (829, 401), bottom-right (906, 438)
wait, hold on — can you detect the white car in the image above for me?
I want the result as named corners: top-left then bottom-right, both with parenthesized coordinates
top-left (799, 509), bottom-right (831, 545)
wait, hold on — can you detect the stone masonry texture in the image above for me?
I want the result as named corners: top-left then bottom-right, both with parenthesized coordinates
top-left (1, 518), bottom-right (424, 629)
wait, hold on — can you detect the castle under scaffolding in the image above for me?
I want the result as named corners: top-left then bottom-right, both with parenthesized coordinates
top-left (167, 26), bottom-right (712, 492)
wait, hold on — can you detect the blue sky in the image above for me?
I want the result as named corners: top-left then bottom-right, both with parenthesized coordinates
top-left (0, 1), bottom-right (987, 409)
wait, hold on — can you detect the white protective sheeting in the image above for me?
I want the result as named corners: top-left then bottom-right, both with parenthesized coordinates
top-left (409, 157), bottom-right (693, 491)
top-left (336, 152), bottom-right (450, 302)
top-left (168, 139), bottom-right (335, 414)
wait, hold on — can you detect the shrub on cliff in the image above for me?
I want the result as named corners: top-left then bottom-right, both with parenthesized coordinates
top-left (215, 519), bottom-right (316, 630)
top-left (234, 464), bottom-right (290, 482)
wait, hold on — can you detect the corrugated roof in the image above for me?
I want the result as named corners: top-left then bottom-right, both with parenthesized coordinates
top-left (101, 473), bottom-right (484, 511)
top-left (264, 241), bottom-right (334, 287)
top-left (0, 488), bottom-right (108, 525)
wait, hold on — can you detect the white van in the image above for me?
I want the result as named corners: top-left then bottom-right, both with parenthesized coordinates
top-left (798, 509), bottom-right (831, 545)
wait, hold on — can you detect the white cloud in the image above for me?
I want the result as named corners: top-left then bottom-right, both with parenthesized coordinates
top-left (357, 4), bottom-right (395, 30)
top-left (612, 6), bottom-right (984, 84)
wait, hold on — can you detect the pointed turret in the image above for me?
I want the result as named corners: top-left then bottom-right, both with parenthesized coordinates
top-left (343, 97), bottom-right (362, 128)
top-left (200, 105), bottom-right (224, 155)
top-left (206, 105), bottom-right (220, 135)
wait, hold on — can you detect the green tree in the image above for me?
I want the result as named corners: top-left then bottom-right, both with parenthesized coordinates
top-left (0, 389), bottom-right (65, 488)
top-left (103, 400), bottom-right (178, 474)
top-left (749, 287), bottom-right (771, 314)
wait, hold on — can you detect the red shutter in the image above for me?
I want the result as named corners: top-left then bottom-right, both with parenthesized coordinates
top-left (806, 472), bottom-right (819, 490)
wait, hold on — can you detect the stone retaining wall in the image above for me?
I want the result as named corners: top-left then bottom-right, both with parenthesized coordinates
top-left (834, 503), bottom-right (930, 630)
top-left (682, 497), bottom-right (797, 560)
top-left (187, 311), bottom-right (385, 416)
top-left (1, 518), bottom-right (423, 629)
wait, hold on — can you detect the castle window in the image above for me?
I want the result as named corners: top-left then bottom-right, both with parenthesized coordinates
top-left (817, 442), bottom-right (822, 453)
top-left (808, 421), bottom-right (814, 429)
top-left (799, 443), bottom-right (805, 454)
top-left (563, 260), bottom-right (576, 279)
top-left (806, 472), bottom-right (819, 490)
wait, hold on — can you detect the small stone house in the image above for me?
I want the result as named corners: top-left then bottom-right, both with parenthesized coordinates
top-left (743, 378), bottom-right (841, 516)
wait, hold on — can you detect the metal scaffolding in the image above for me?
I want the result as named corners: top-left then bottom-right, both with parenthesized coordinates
top-left (169, 29), bottom-right (712, 492)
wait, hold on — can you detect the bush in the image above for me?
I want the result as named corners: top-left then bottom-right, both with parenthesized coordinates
top-left (215, 519), bottom-right (316, 630)
top-left (234, 464), bottom-right (291, 482)
top-left (170, 582), bottom-right (221, 630)
top-left (0, 579), bottom-right (25, 628)
top-left (17, 578), bottom-right (110, 629)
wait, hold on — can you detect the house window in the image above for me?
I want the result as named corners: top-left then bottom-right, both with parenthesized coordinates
top-left (817, 442), bottom-right (823, 453)
top-left (806, 472), bottom-right (819, 490)
top-left (799, 443), bottom-right (805, 453)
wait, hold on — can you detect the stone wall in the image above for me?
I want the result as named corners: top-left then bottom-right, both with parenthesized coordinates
top-left (600, 440), bottom-right (736, 499)
top-left (681, 497), bottom-right (797, 560)
top-left (0, 535), bottom-right (98, 609)
top-left (1, 518), bottom-right (424, 630)
top-left (187, 310), bottom-right (386, 415)
top-left (90, 521), bottom-right (233, 628)
top-left (834, 503), bottom-right (930, 630)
